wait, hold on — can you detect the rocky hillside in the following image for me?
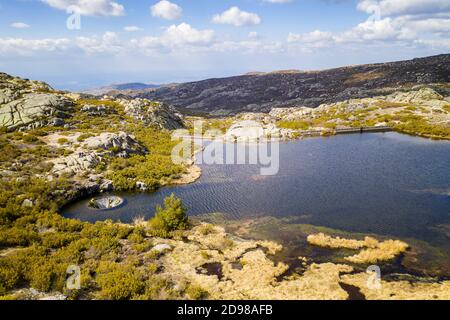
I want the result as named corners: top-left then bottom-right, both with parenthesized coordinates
top-left (111, 54), bottom-right (450, 115)
top-left (0, 73), bottom-right (184, 132)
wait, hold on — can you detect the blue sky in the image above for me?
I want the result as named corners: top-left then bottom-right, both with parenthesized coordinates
top-left (0, 0), bottom-right (449, 90)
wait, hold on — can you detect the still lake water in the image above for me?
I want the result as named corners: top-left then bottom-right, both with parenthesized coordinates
top-left (63, 132), bottom-right (450, 248)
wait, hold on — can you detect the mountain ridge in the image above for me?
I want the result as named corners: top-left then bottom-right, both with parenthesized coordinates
top-left (105, 54), bottom-right (450, 115)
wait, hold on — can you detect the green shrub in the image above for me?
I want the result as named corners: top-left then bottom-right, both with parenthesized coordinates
top-left (22, 134), bottom-right (39, 143)
top-left (57, 138), bottom-right (69, 145)
top-left (148, 194), bottom-right (188, 237)
top-left (77, 133), bottom-right (93, 142)
top-left (185, 284), bottom-right (209, 300)
top-left (96, 262), bottom-right (145, 300)
top-left (443, 105), bottom-right (450, 113)
top-left (276, 120), bottom-right (310, 130)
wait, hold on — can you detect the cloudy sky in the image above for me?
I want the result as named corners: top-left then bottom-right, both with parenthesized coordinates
top-left (1, 0), bottom-right (449, 90)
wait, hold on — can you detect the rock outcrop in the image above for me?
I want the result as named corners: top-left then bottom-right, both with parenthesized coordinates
top-left (50, 131), bottom-right (145, 176)
top-left (0, 73), bottom-right (74, 130)
top-left (80, 104), bottom-right (116, 116)
top-left (83, 132), bottom-right (145, 157)
top-left (0, 93), bottom-right (74, 130)
top-left (52, 151), bottom-right (100, 176)
top-left (117, 98), bottom-right (185, 130)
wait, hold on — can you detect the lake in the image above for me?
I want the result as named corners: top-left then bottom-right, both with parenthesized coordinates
top-left (63, 132), bottom-right (450, 251)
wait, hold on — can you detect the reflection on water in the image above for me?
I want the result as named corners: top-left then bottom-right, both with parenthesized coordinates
top-left (63, 132), bottom-right (450, 249)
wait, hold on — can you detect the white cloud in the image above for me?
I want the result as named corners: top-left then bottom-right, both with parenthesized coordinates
top-left (151, 0), bottom-right (182, 20)
top-left (357, 0), bottom-right (450, 17)
top-left (248, 31), bottom-right (259, 39)
top-left (76, 32), bottom-right (123, 54)
top-left (289, 1), bottom-right (450, 50)
top-left (124, 26), bottom-right (143, 32)
top-left (288, 30), bottom-right (335, 47)
top-left (341, 18), bottom-right (399, 41)
top-left (10, 22), bottom-right (30, 29)
top-left (414, 38), bottom-right (450, 49)
top-left (163, 23), bottom-right (214, 45)
top-left (212, 7), bottom-right (261, 27)
top-left (41, 0), bottom-right (124, 16)
top-left (131, 23), bottom-right (214, 53)
top-left (0, 38), bottom-right (70, 55)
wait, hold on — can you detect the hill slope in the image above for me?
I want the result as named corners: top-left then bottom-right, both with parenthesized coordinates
top-left (111, 54), bottom-right (450, 115)
top-left (84, 82), bottom-right (160, 96)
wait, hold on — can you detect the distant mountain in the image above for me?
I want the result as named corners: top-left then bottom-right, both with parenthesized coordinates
top-left (84, 82), bottom-right (161, 96)
top-left (109, 54), bottom-right (450, 116)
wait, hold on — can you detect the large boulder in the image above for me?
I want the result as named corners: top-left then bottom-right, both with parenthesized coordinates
top-left (117, 98), bottom-right (185, 130)
top-left (224, 120), bottom-right (267, 142)
top-left (83, 132), bottom-right (145, 157)
top-left (52, 151), bottom-right (100, 176)
top-left (0, 93), bottom-right (74, 130)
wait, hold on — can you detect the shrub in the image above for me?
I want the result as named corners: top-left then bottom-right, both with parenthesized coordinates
top-left (443, 105), bottom-right (450, 113)
top-left (96, 262), bottom-right (145, 300)
top-left (77, 133), bottom-right (93, 142)
top-left (185, 284), bottom-right (209, 300)
top-left (22, 134), bottom-right (39, 143)
top-left (197, 224), bottom-right (215, 235)
top-left (148, 194), bottom-right (188, 237)
top-left (57, 138), bottom-right (69, 145)
top-left (276, 120), bottom-right (310, 130)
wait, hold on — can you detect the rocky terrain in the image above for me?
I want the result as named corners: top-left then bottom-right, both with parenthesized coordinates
top-left (0, 72), bottom-right (191, 205)
top-left (108, 54), bottom-right (450, 115)
top-left (0, 71), bottom-right (449, 301)
top-left (204, 86), bottom-right (449, 141)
